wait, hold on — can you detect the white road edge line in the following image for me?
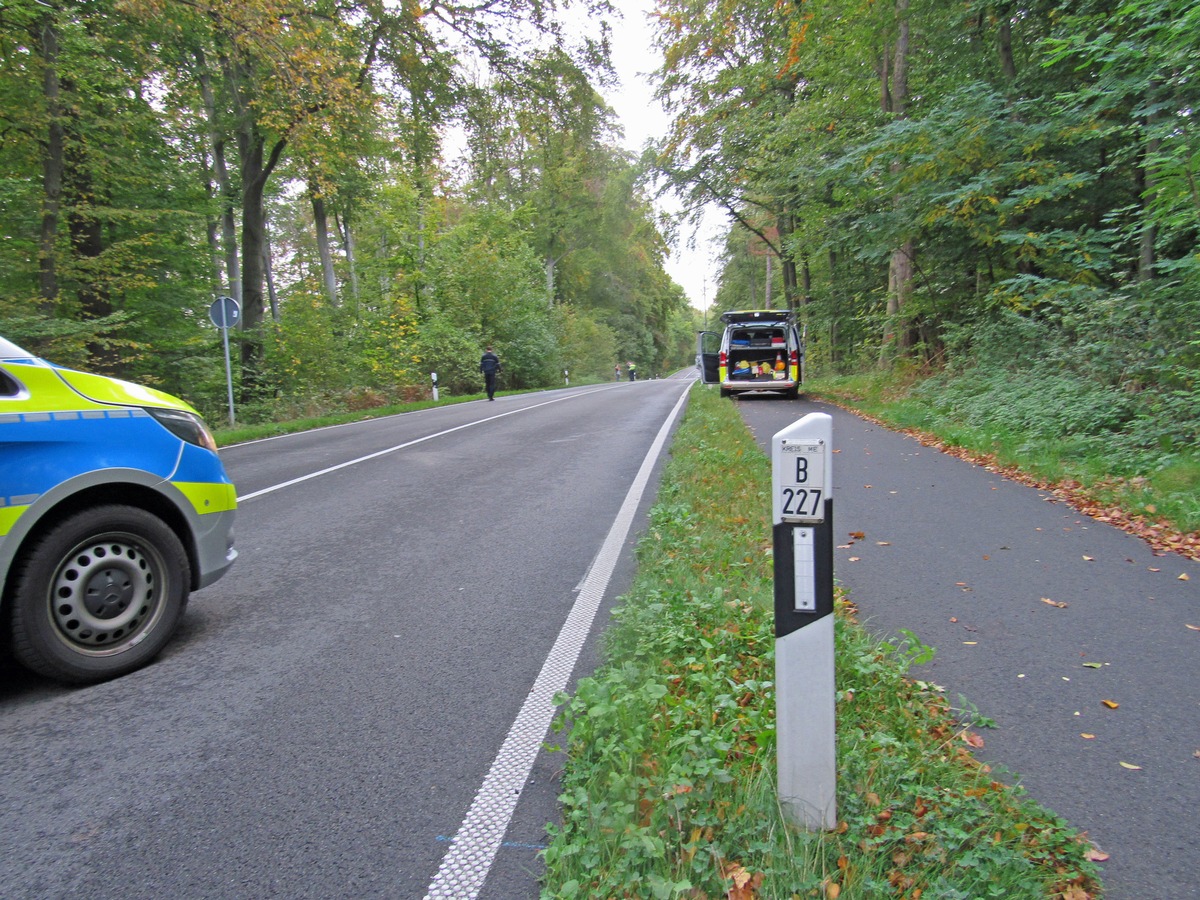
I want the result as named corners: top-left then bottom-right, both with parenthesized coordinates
top-left (235, 388), bottom-right (611, 502)
top-left (423, 383), bottom-right (691, 900)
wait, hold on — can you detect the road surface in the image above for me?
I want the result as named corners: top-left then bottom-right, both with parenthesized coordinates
top-left (737, 393), bottom-right (1200, 900)
top-left (0, 377), bottom-right (691, 900)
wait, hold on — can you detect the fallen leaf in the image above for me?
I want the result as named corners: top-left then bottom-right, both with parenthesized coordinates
top-left (1081, 733), bottom-right (1095, 739)
top-left (1180, 573), bottom-right (1191, 581)
top-left (1082, 662), bottom-right (1103, 669)
top-left (1118, 761), bottom-right (1142, 770)
top-left (949, 617), bottom-right (958, 623)
top-left (1102, 699), bottom-right (1119, 709)
top-left (1085, 845), bottom-right (1110, 862)
top-left (1082, 555), bottom-right (1094, 561)
top-left (848, 556), bottom-right (861, 562)
top-left (1187, 624), bottom-right (1200, 632)
top-left (963, 641), bottom-right (978, 645)
top-left (876, 541), bottom-right (891, 546)
top-left (963, 732), bottom-right (985, 749)
top-left (1040, 597), bottom-right (1069, 608)
top-left (849, 531), bottom-right (865, 540)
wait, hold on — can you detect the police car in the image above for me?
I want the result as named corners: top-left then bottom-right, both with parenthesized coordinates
top-left (697, 309), bottom-right (805, 399)
top-left (0, 336), bottom-right (237, 684)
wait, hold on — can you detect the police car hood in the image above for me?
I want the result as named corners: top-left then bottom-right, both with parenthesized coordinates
top-left (55, 367), bottom-right (198, 414)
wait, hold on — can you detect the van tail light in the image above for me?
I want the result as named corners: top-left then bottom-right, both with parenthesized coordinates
top-left (719, 350), bottom-right (728, 367)
top-left (789, 349), bottom-right (798, 365)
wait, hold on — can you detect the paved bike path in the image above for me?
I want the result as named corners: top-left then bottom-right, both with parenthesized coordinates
top-left (737, 396), bottom-right (1199, 900)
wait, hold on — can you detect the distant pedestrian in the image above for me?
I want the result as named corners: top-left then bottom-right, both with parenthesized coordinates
top-left (614, 365), bottom-right (621, 382)
top-left (480, 346), bottom-right (501, 401)
top-left (628, 361), bottom-right (637, 382)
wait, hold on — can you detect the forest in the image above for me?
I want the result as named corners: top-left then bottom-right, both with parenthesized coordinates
top-left (1, 0), bottom-right (1197, 443)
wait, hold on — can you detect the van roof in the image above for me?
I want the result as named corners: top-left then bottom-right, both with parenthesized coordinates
top-left (719, 309), bottom-right (794, 326)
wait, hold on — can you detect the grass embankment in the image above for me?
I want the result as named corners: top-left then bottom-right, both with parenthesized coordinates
top-left (804, 370), bottom-right (1199, 560)
top-left (210, 390), bottom-right (512, 446)
top-left (542, 384), bottom-right (1101, 899)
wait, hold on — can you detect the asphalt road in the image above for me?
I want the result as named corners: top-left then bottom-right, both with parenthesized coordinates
top-left (736, 393), bottom-right (1200, 900)
top-left (0, 376), bottom-right (691, 900)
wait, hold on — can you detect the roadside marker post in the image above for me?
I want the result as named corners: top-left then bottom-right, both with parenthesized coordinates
top-left (771, 412), bottom-right (837, 830)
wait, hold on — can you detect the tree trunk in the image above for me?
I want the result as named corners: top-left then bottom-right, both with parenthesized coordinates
top-left (882, 0), bottom-right (914, 364)
top-left (338, 210), bottom-right (360, 313)
top-left (777, 212), bottom-right (799, 310)
top-left (263, 217), bottom-right (279, 322)
top-left (997, 17), bottom-right (1018, 80)
top-left (312, 191), bottom-right (339, 305)
top-left (235, 125), bottom-right (287, 391)
top-left (37, 15), bottom-right (63, 310)
top-left (197, 57), bottom-right (240, 302)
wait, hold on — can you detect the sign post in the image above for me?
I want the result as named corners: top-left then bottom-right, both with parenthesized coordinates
top-left (771, 412), bottom-right (836, 829)
top-left (208, 296), bottom-right (241, 427)
top-left (431, 372), bottom-right (439, 402)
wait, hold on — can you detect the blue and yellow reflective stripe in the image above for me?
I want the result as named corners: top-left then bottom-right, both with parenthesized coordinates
top-left (0, 504), bottom-right (29, 537)
top-left (0, 407), bottom-right (142, 424)
top-left (173, 481), bottom-right (237, 515)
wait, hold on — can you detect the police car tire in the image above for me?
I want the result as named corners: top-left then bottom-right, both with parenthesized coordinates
top-left (9, 504), bottom-right (190, 685)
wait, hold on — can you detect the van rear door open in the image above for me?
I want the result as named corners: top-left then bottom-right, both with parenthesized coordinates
top-left (697, 330), bottom-right (721, 384)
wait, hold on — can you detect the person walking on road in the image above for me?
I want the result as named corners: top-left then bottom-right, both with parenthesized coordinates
top-left (480, 346), bottom-right (501, 401)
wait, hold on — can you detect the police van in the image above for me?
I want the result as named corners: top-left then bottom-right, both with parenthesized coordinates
top-left (0, 336), bottom-right (237, 684)
top-left (697, 309), bottom-right (804, 399)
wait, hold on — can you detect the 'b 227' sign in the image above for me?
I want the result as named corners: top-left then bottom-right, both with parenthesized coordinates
top-left (778, 440), bottom-right (825, 523)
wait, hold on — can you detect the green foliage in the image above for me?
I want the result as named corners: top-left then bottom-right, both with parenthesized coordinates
top-left (653, 0), bottom-right (1198, 401)
top-left (807, 305), bottom-right (1200, 536)
top-left (0, 0), bottom-right (681, 424)
top-left (543, 385), bottom-right (1101, 898)
top-left (554, 304), bottom-right (619, 381)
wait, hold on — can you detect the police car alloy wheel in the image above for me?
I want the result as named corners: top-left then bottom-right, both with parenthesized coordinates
top-left (9, 505), bottom-right (190, 684)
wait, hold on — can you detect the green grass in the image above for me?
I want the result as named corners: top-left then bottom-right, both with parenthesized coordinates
top-left (210, 389), bottom-right (521, 446)
top-left (541, 384), bottom-right (1102, 899)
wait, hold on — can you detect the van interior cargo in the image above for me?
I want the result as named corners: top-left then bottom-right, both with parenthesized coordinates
top-left (726, 326), bottom-right (790, 382)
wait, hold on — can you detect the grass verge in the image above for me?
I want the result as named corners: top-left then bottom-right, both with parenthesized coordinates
top-left (803, 370), bottom-right (1200, 560)
top-left (211, 389), bottom-right (519, 446)
top-left (541, 383), bottom-right (1102, 899)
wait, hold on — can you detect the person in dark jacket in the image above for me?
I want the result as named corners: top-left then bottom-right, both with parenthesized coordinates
top-left (480, 346), bottom-right (501, 400)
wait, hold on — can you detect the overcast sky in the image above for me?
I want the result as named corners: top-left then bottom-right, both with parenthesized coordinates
top-left (594, 0), bottom-right (725, 313)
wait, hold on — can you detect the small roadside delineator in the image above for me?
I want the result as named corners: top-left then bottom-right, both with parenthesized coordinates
top-left (771, 412), bottom-right (836, 830)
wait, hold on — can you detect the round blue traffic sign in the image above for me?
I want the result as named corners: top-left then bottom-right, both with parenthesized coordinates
top-left (209, 296), bottom-right (241, 329)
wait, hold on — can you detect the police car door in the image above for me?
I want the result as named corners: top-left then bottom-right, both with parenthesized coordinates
top-left (696, 330), bottom-right (721, 384)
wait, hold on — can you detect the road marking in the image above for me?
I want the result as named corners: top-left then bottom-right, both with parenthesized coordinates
top-left (422, 384), bottom-right (691, 900)
top-left (236, 388), bottom-right (614, 502)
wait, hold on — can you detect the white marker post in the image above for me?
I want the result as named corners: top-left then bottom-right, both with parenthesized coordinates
top-left (771, 412), bottom-right (836, 830)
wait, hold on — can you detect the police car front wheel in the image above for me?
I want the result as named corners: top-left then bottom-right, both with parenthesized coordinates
top-left (9, 505), bottom-right (190, 685)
